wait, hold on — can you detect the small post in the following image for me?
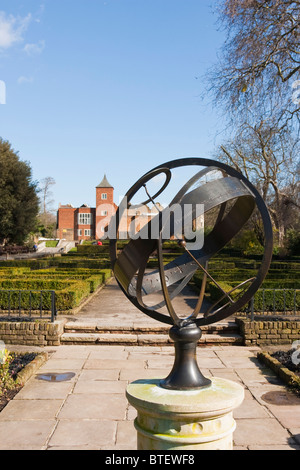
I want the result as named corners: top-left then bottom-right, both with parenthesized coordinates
top-left (40, 291), bottom-right (43, 317)
top-left (51, 290), bottom-right (56, 322)
top-left (250, 296), bottom-right (254, 321)
top-left (29, 291), bottom-right (32, 319)
top-left (8, 290), bottom-right (11, 318)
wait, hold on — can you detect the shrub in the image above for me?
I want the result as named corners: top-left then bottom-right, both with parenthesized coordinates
top-left (204, 278), bottom-right (299, 313)
top-left (0, 278), bottom-right (70, 290)
top-left (252, 289), bottom-right (300, 312)
top-left (286, 229), bottom-right (300, 256)
top-left (208, 280), bottom-right (242, 304)
top-left (0, 268), bottom-right (112, 312)
top-left (77, 245), bottom-right (108, 255)
top-left (0, 348), bottom-right (15, 393)
top-left (0, 290), bottom-right (53, 310)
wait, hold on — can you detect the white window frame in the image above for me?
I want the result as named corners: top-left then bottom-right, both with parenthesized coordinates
top-left (101, 210), bottom-right (108, 216)
top-left (101, 193), bottom-right (107, 200)
top-left (84, 229), bottom-right (91, 236)
top-left (77, 229), bottom-right (82, 236)
top-left (78, 213), bottom-right (92, 225)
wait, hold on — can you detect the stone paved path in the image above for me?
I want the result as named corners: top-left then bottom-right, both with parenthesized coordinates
top-left (0, 343), bottom-right (299, 450)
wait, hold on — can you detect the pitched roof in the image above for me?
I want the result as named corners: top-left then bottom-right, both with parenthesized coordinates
top-left (96, 174), bottom-right (114, 188)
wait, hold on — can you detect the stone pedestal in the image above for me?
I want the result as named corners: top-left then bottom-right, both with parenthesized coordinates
top-left (126, 377), bottom-right (244, 450)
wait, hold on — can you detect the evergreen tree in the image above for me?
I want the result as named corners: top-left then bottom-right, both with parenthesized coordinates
top-left (0, 138), bottom-right (39, 245)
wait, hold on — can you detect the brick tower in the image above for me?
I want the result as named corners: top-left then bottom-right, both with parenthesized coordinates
top-left (95, 174), bottom-right (115, 239)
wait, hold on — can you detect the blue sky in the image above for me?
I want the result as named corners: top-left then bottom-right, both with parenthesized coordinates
top-left (0, 0), bottom-right (226, 211)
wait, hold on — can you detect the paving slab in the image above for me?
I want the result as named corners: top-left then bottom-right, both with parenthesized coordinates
top-left (48, 419), bottom-right (117, 449)
top-left (234, 367), bottom-right (281, 388)
top-left (73, 378), bottom-right (127, 394)
top-left (84, 357), bottom-right (147, 370)
top-left (233, 390), bottom-right (272, 419)
top-left (79, 368), bottom-right (120, 381)
top-left (0, 399), bottom-right (64, 421)
top-left (57, 393), bottom-right (128, 420)
top-left (0, 420), bottom-right (56, 450)
top-left (14, 377), bottom-right (74, 400)
top-left (233, 418), bottom-right (292, 447)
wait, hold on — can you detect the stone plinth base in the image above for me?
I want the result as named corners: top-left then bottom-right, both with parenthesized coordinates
top-left (126, 377), bottom-right (244, 450)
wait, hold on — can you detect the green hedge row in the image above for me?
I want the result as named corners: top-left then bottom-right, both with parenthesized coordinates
top-left (0, 290), bottom-right (54, 311)
top-left (0, 280), bottom-right (90, 311)
top-left (0, 256), bottom-right (111, 270)
top-left (0, 268), bottom-right (112, 311)
top-left (208, 281), bottom-right (242, 304)
top-left (77, 245), bottom-right (109, 254)
top-left (0, 278), bottom-right (71, 290)
top-left (252, 289), bottom-right (300, 312)
top-left (207, 268), bottom-right (300, 278)
top-left (56, 259), bottom-right (110, 269)
top-left (0, 267), bottom-right (31, 275)
top-left (192, 273), bottom-right (299, 312)
top-left (62, 251), bottom-right (110, 259)
top-left (0, 270), bottom-right (103, 282)
top-left (0, 259), bottom-right (55, 269)
top-left (207, 280), bottom-right (299, 312)
top-left (228, 279), bottom-right (299, 289)
top-left (0, 269), bottom-right (111, 292)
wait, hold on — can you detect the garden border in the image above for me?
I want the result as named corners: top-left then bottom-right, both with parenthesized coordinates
top-left (15, 351), bottom-right (48, 386)
top-left (257, 351), bottom-right (300, 393)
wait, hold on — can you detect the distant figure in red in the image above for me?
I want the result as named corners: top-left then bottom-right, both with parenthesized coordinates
top-left (97, 240), bottom-right (102, 246)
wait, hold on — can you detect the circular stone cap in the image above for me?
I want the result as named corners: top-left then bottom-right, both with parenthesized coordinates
top-left (126, 377), bottom-right (244, 418)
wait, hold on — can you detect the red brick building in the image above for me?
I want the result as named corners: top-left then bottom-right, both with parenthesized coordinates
top-left (57, 174), bottom-right (165, 242)
top-left (57, 175), bottom-right (117, 241)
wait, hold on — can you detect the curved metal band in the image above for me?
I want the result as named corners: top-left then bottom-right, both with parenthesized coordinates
top-left (110, 158), bottom-right (273, 326)
top-left (116, 176), bottom-right (254, 295)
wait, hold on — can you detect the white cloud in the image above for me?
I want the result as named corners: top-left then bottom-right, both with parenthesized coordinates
top-left (17, 75), bottom-right (34, 84)
top-left (24, 39), bottom-right (45, 56)
top-left (0, 11), bottom-right (31, 49)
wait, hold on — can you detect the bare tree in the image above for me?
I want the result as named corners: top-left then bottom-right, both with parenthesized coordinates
top-left (39, 176), bottom-right (56, 235)
top-left (40, 177), bottom-right (55, 214)
top-left (217, 121), bottom-right (300, 246)
top-left (205, 0), bottom-right (300, 247)
top-left (208, 0), bottom-right (300, 131)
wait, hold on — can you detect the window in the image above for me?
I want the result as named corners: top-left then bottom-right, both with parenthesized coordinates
top-left (78, 213), bottom-right (92, 225)
top-left (101, 210), bottom-right (108, 216)
top-left (77, 229), bottom-right (82, 236)
top-left (101, 193), bottom-right (107, 200)
top-left (84, 229), bottom-right (91, 236)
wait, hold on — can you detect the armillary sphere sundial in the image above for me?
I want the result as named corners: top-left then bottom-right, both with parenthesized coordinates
top-left (109, 158), bottom-right (273, 390)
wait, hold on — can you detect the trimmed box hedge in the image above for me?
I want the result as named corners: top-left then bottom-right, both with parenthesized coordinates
top-left (191, 271), bottom-right (299, 313)
top-left (76, 245), bottom-right (109, 255)
top-left (0, 267), bottom-right (112, 312)
top-left (252, 289), bottom-right (300, 313)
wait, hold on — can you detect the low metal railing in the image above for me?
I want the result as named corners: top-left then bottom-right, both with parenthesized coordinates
top-left (0, 290), bottom-right (57, 322)
top-left (246, 288), bottom-right (299, 320)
